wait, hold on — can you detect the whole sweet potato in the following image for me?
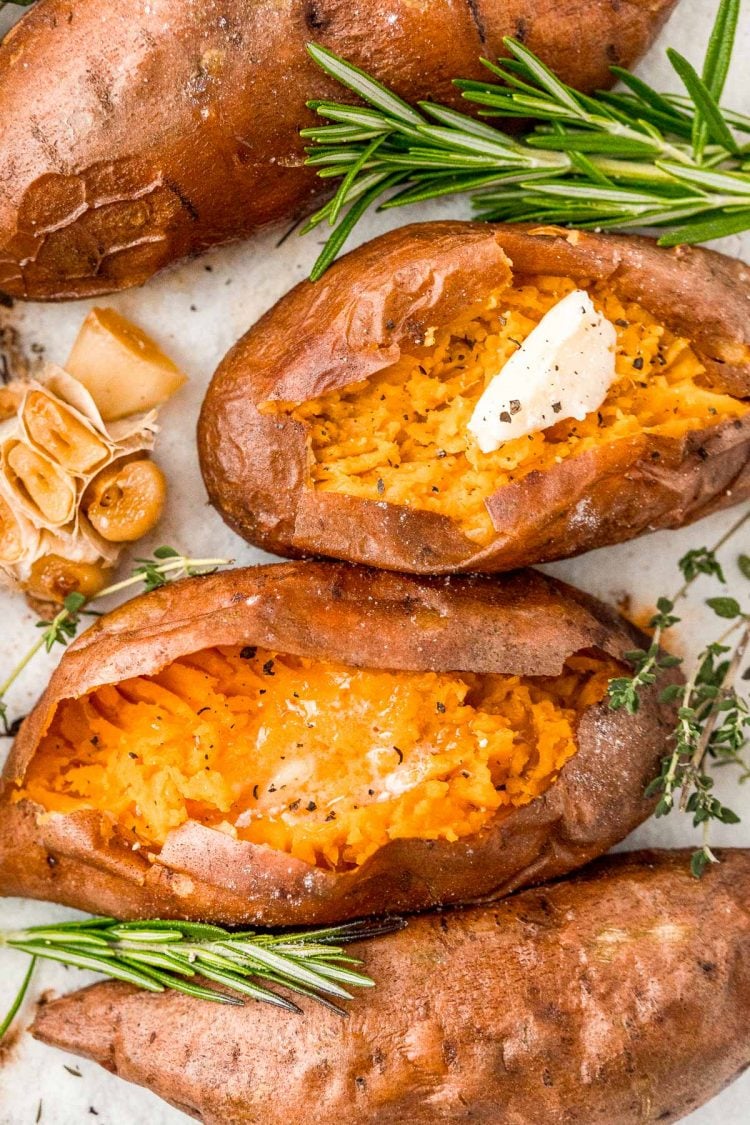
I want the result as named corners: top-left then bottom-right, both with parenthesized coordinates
top-left (32, 849), bottom-right (750, 1124)
top-left (199, 222), bottom-right (750, 574)
top-left (0, 0), bottom-right (678, 299)
top-left (0, 560), bottom-right (676, 925)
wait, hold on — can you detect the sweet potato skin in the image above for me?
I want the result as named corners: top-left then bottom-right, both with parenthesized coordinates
top-left (0, 0), bottom-right (679, 300)
top-left (0, 560), bottom-right (676, 925)
top-left (198, 222), bottom-right (750, 574)
top-left (32, 849), bottom-right (750, 1124)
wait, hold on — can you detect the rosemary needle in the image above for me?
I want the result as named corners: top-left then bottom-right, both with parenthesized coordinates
top-left (0, 916), bottom-right (405, 1040)
top-left (302, 0), bottom-right (750, 279)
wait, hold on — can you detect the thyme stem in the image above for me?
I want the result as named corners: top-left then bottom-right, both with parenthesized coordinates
top-left (679, 617), bottom-right (750, 811)
top-left (612, 504), bottom-right (750, 874)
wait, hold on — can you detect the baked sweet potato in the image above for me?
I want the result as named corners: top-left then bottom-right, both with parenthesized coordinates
top-left (0, 560), bottom-right (676, 925)
top-left (31, 848), bottom-right (750, 1124)
top-left (0, 0), bottom-right (679, 300)
top-left (199, 222), bottom-right (750, 575)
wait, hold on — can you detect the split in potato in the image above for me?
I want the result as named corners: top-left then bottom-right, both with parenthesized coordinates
top-left (19, 646), bottom-right (617, 871)
top-left (289, 277), bottom-right (745, 546)
top-left (199, 223), bottom-right (750, 574)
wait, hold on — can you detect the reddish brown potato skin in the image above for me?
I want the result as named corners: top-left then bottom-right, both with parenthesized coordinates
top-left (198, 223), bottom-right (750, 574)
top-left (0, 0), bottom-right (678, 300)
top-left (32, 850), bottom-right (750, 1124)
top-left (0, 561), bottom-right (676, 925)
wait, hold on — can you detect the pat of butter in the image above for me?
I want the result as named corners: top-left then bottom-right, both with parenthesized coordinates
top-left (467, 290), bottom-right (617, 453)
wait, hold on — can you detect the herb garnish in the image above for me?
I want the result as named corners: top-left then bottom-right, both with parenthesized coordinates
top-left (0, 915), bottom-right (404, 1041)
top-left (609, 508), bottom-right (750, 877)
top-left (0, 547), bottom-right (231, 737)
top-left (302, 0), bottom-right (749, 279)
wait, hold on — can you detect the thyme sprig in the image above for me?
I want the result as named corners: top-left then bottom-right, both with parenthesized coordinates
top-left (0, 547), bottom-right (232, 737)
top-left (302, 0), bottom-right (749, 279)
top-left (0, 915), bottom-right (404, 1040)
top-left (608, 508), bottom-right (750, 877)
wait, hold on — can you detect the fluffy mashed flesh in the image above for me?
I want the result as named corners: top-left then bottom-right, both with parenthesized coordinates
top-left (285, 274), bottom-right (747, 544)
top-left (17, 645), bottom-right (618, 871)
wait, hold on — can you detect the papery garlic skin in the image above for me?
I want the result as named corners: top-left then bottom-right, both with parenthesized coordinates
top-left (468, 290), bottom-right (617, 454)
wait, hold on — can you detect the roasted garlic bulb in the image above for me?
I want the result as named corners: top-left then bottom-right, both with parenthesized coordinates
top-left (0, 310), bottom-right (186, 601)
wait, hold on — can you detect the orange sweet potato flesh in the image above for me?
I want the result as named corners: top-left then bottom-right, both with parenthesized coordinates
top-left (0, 560), bottom-right (677, 925)
top-left (0, 0), bottom-right (678, 300)
top-left (199, 222), bottom-right (750, 574)
top-left (32, 849), bottom-right (750, 1124)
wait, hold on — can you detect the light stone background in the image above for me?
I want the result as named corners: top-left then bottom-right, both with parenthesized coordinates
top-left (0, 1), bottom-right (748, 1121)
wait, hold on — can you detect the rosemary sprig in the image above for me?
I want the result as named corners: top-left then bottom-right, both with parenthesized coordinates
top-left (608, 508), bottom-right (750, 877)
top-left (0, 547), bottom-right (232, 737)
top-left (0, 915), bottom-right (404, 1039)
top-left (302, 0), bottom-right (749, 279)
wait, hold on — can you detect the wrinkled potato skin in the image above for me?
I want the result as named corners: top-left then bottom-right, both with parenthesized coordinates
top-left (198, 223), bottom-right (750, 574)
top-left (0, 561), bottom-right (676, 925)
top-left (32, 850), bottom-right (750, 1124)
top-left (0, 0), bottom-right (678, 300)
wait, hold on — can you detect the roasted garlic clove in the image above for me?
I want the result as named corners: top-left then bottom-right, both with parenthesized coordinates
top-left (23, 390), bottom-right (109, 475)
top-left (26, 553), bottom-right (109, 603)
top-left (3, 440), bottom-right (76, 526)
top-left (0, 491), bottom-right (24, 563)
top-left (0, 387), bottom-right (22, 423)
top-left (83, 458), bottom-right (166, 542)
top-left (66, 308), bottom-right (187, 422)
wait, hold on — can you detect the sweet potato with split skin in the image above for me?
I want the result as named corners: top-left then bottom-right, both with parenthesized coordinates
top-left (0, 560), bottom-right (677, 925)
top-left (198, 222), bottom-right (750, 575)
top-left (0, 0), bottom-right (679, 300)
top-left (31, 849), bottom-right (750, 1124)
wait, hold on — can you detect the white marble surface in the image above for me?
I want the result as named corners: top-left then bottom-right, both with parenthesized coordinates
top-left (0, 1), bottom-right (749, 1121)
